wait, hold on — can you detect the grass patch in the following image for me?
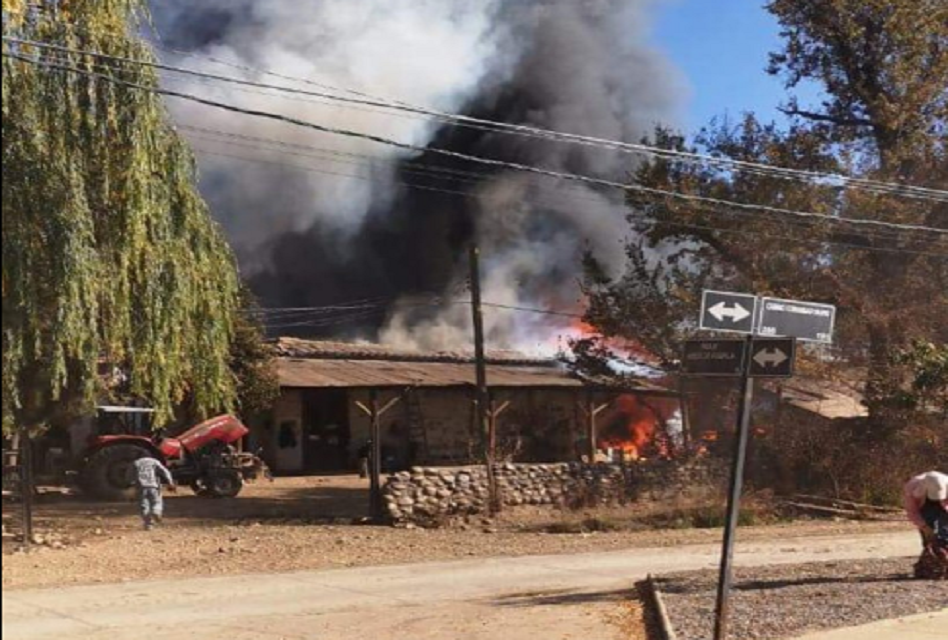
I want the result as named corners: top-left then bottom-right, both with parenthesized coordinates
top-left (532, 498), bottom-right (782, 534)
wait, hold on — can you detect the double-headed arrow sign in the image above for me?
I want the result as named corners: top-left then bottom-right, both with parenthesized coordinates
top-left (700, 290), bottom-right (758, 334)
top-left (753, 347), bottom-right (787, 368)
top-left (709, 301), bottom-right (752, 323)
top-left (747, 337), bottom-right (795, 378)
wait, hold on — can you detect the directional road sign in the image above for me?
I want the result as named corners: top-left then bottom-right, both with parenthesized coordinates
top-left (700, 290), bottom-right (758, 335)
top-left (758, 297), bottom-right (836, 344)
top-left (748, 337), bottom-right (796, 378)
top-left (682, 339), bottom-right (749, 377)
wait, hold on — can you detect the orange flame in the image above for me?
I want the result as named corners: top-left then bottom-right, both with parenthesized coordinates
top-left (597, 394), bottom-right (677, 460)
top-left (570, 318), bottom-right (598, 335)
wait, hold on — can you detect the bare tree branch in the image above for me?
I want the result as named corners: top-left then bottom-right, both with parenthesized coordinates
top-left (778, 107), bottom-right (873, 127)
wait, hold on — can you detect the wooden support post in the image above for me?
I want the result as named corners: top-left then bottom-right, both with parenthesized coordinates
top-left (579, 393), bottom-right (610, 463)
top-left (483, 399), bottom-right (511, 513)
top-left (20, 428), bottom-right (33, 548)
top-left (488, 399), bottom-right (511, 454)
top-left (355, 392), bottom-right (401, 522)
top-left (369, 390), bottom-right (382, 521)
top-left (678, 376), bottom-right (692, 451)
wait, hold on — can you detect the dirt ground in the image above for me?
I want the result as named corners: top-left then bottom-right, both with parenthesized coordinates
top-left (2, 475), bottom-right (908, 591)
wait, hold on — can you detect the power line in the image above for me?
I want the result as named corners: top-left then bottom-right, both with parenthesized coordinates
top-left (5, 35), bottom-right (948, 204)
top-left (12, 51), bottom-right (940, 240)
top-left (181, 123), bottom-right (947, 248)
top-left (258, 299), bottom-right (586, 330)
top-left (6, 49), bottom-right (946, 256)
top-left (251, 300), bottom-right (394, 321)
top-left (264, 308), bottom-right (385, 330)
top-left (5, 48), bottom-right (942, 248)
top-left (188, 145), bottom-right (948, 257)
top-left (162, 44), bottom-right (948, 204)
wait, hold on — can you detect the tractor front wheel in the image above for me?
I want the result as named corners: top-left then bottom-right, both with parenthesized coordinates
top-left (197, 470), bottom-right (243, 498)
top-left (189, 478), bottom-right (213, 497)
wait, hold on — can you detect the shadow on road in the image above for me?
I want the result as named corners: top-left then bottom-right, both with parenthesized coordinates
top-left (3, 476), bottom-right (373, 545)
top-left (491, 587), bottom-right (635, 607)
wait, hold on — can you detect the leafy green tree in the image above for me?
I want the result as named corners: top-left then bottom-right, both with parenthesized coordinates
top-left (3, 0), bottom-right (240, 431)
top-left (890, 341), bottom-right (948, 419)
top-left (581, 0), bottom-right (948, 436)
top-left (230, 288), bottom-right (280, 421)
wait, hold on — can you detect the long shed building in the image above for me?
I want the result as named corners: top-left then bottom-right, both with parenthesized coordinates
top-left (254, 338), bottom-right (679, 475)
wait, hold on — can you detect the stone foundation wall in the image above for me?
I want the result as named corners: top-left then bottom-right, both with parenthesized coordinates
top-left (382, 459), bottom-right (725, 524)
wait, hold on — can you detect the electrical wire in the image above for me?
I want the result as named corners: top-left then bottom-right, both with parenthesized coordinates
top-left (258, 299), bottom-right (586, 330)
top-left (5, 35), bottom-right (948, 204)
top-left (181, 125), bottom-right (948, 248)
top-left (6, 48), bottom-right (946, 252)
top-left (188, 145), bottom-right (948, 258)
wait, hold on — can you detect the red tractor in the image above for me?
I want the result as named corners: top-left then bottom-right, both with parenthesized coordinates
top-left (78, 410), bottom-right (269, 501)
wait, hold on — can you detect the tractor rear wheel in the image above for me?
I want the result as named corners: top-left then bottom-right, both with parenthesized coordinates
top-left (204, 469), bottom-right (243, 498)
top-left (81, 444), bottom-right (148, 501)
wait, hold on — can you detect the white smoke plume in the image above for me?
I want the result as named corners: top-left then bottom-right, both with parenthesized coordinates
top-left (153, 1), bottom-right (685, 353)
top-left (157, 0), bottom-right (504, 258)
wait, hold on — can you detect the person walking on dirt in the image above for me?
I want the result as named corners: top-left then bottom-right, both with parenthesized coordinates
top-left (903, 470), bottom-right (948, 579)
top-left (132, 456), bottom-right (176, 530)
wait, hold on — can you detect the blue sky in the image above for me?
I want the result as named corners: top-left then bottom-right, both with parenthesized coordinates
top-left (654, 0), bottom-right (823, 132)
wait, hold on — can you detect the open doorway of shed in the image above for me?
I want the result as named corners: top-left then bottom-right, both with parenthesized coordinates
top-left (301, 389), bottom-right (352, 473)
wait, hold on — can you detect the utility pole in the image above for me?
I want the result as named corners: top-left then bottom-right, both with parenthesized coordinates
top-left (469, 245), bottom-right (498, 513)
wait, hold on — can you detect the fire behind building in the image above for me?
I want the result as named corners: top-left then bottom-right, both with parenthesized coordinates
top-left (249, 338), bottom-right (681, 475)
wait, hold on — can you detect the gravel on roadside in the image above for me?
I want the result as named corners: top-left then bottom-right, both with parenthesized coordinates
top-left (657, 557), bottom-right (948, 640)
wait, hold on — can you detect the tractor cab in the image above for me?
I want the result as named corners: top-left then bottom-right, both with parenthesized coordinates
top-left (88, 405), bottom-right (158, 440)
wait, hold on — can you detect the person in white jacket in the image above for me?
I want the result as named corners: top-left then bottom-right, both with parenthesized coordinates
top-left (903, 470), bottom-right (948, 544)
top-left (903, 470), bottom-right (947, 580)
top-left (132, 456), bottom-right (176, 530)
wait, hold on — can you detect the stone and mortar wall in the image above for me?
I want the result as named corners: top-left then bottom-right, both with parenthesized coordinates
top-left (382, 459), bottom-right (725, 524)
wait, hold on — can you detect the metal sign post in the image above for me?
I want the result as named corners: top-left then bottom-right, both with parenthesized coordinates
top-left (698, 288), bottom-right (824, 640)
top-left (713, 336), bottom-right (755, 640)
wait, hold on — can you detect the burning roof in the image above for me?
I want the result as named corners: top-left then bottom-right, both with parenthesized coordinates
top-left (273, 338), bottom-right (675, 395)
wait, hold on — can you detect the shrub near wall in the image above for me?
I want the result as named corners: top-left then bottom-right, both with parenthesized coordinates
top-left (382, 459), bottom-right (726, 524)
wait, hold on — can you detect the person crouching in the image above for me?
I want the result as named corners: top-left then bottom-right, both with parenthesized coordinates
top-left (132, 456), bottom-right (176, 530)
top-left (903, 470), bottom-right (948, 580)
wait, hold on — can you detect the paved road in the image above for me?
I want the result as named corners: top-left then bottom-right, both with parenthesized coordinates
top-left (3, 531), bottom-right (919, 640)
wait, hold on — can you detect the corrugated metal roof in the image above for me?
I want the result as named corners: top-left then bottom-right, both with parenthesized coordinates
top-left (783, 390), bottom-right (867, 419)
top-left (274, 337), bottom-right (553, 366)
top-left (278, 358), bottom-right (584, 389)
top-left (763, 378), bottom-right (867, 420)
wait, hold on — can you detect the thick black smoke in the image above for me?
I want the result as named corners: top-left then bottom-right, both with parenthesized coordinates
top-left (154, 1), bottom-right (683, 351)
